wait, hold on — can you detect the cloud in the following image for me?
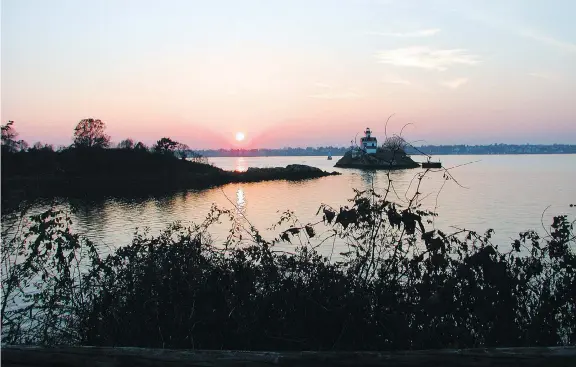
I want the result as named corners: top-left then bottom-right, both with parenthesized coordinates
top-left (520, 30), bottom-right (576, 53)
top-left (376, 47), bottom-right (480, 71)
top-left (451, 5), bottom-right (576, 53)
top-left (441, 78), bottom-right (469, 89)
top-left (367, 28), bottom-right (440, 37)
top-left (309, 91), bottom-right (361, 100)
top-left (528, 72), bottom-right (558, 81)
top-left (528, 73), bottom-right (548, 79)
top-left (381, 72), bottom-right (412, 86)
top-left (310, 83), bottom-right (361, 99)
top-left (384, 79), bottom-right (411, 85)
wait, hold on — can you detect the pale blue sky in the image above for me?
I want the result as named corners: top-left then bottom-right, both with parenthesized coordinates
top-left (2, 0), bottom-right (575, 148)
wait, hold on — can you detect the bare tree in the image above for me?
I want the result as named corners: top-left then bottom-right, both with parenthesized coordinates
top-left (175, 143), bottom-right (190, 160)
top-left (382, 135), bottom-right (406, 153)
top-left (73, 118), bottom-right (110, 148)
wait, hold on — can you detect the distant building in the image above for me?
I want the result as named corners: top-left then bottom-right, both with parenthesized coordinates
top-left (360, 127), bottom-right (378, 154)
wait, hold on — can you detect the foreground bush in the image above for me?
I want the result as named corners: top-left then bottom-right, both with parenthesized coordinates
top-left (2, 190), bottom-right (575, 350)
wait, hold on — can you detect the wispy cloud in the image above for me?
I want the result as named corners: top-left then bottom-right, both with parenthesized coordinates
top-left (376, 47), bottom-right (480, 71)
top-left (520, 30), bottom-right (576, 53)
top-left (528, 72), bottom-right (548, 79)
top-left (367, 28), bottom-right (440, 38)
top-left (528, 72), bottom-right (558, 81)
top-left (381, 72), bottom-right (413, 86)
top-left (309, 91), bottom-right (361, 100)
top-left (310, 83), bottom-right (361, 99)
top-left (441, 78), bottom-right (469, 89)
top-left (452, 5), bottom-right (576, 53)
top-left (388, 79), bottom-right (412, 85)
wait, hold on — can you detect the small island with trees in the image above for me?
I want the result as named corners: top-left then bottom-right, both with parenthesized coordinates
top-left (334, 128), bottom-right (420, 170)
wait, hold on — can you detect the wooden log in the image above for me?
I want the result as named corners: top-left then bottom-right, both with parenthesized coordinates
top-left (2, 345), bottom-right (575, 367)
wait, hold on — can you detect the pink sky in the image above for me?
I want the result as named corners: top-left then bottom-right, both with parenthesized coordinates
top-left (2, 0), bottom-right (575, 148)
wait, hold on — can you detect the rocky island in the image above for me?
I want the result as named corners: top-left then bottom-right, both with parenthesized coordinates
top-left (334, 128), bottom-right (420, 170)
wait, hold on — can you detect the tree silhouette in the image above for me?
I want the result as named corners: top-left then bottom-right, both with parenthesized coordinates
top-left (1, 121), bottom-right (18, 153)
top-left (175, 143), bottom-right (190, 160)
top-left (73, 119), bottom-right (110, 148)
top-left (188, 151), bottom-right (208, 163)
top-left (30, 142), bottom-right (54, 152)
top-left (1, 121), bottom-right (29, 153)
top-left (382, 135), bottom-right (406, 152)
top-left (134, 142), bottom-right (148, 151)
top-left (153, 137), bottom-right (179, 154)
top-left (15, 140), bottom-right (29, 151)
top-left (117, 138), bottom-right (134, 150)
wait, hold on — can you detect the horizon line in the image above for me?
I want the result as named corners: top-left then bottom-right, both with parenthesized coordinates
top-left (193, 143), bottom-right (576, 150)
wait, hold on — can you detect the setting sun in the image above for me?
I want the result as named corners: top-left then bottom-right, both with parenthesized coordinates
top-left (235, 132), bottom-right (245, 141)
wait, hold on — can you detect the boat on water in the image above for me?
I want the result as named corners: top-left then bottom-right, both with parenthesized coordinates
top-left (421, 157), bottom-right (442, 168)
top-left (327, 152), bottom-right (333, 160)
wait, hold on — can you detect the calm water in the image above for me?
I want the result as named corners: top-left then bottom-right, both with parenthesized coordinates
top-left (28, 155), bottom-right (576, 255)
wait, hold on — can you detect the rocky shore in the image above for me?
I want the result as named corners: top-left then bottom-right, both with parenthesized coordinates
top-left (232, 164), bottom-right (339, 182)
top-left (334, 149), bottom-right (420, 170)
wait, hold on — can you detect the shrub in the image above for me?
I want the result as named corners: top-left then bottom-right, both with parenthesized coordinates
top-left (2, 190), bottom-right (574, 349)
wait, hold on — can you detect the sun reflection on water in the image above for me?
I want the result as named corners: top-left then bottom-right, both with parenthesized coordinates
top-left (236, 187), bottom-right (246, 215)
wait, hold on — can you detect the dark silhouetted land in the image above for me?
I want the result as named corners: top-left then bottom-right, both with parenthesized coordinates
top-left (1, 147), bottom-right (339, 207)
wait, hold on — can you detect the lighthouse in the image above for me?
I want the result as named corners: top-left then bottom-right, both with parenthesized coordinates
top-left (360, 127), bottom-right (378, 154)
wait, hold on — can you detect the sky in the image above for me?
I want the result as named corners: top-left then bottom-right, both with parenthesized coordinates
top-left (1, 0), bottom-right (575, 149)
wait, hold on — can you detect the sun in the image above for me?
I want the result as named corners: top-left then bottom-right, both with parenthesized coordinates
top-left (235, 132), bottom-right (245, 141)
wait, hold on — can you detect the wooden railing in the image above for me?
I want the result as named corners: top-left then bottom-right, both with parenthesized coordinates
top-left (2, 345), bottom-right (576, 366)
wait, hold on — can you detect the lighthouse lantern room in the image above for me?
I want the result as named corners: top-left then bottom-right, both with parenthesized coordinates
top-left (360, 127), bottom-right (378, 154)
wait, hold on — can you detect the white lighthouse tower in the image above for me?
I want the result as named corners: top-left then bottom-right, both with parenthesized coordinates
top-left (360, 127), bottom-right (378, 154)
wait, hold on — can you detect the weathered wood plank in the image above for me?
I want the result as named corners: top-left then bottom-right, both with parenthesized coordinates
top-left (2, 346), bottom-right (575, 367)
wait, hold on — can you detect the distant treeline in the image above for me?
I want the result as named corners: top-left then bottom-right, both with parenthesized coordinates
top-left (197, 144), bottom-right (576, 157)
top-left (405, 144), bottom-right (576, 155)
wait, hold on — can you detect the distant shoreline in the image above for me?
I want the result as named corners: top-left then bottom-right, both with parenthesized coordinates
top-left (195, 144), bottom-right (576, 157)
top-left (200, 152), bottom-right (576, 158)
